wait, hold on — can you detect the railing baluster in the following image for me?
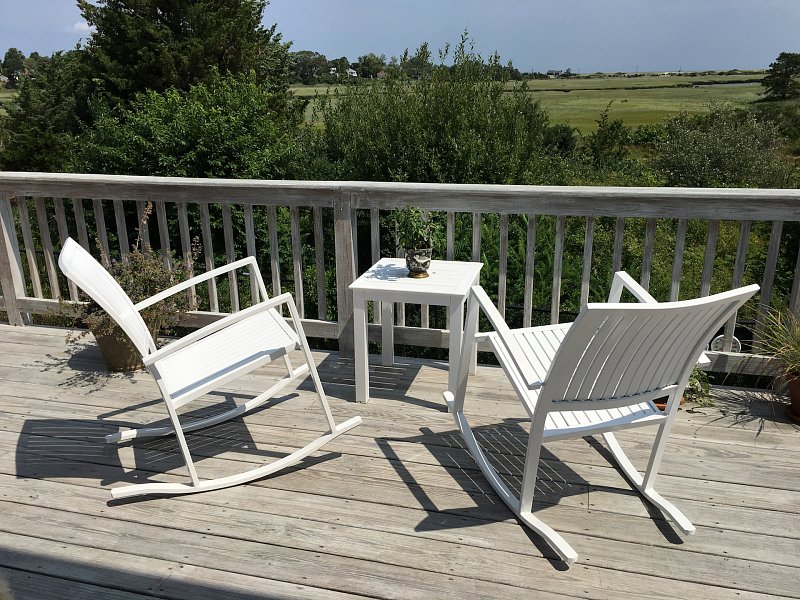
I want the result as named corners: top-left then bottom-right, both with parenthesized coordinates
top-left (290, 206), bottom-right (304, 318)
top-left (199, 203), bottom-right (219, 312)
top-left (472, 212), bottom-right (482, 263)
top-left (790, 240), bottom-right (800, 316)
top-left (754, 221), bottom-right (783, 343)
top-left (267, 205), bottom-right (281, 299)
top-left (315, 206), bottom-right (328, 320)
top-left (369, 208), bottom-right (379, 324)
top-left (92, 199), bottom-right (111, 265)
top-left (34, 198), bottom-right (60, 299)
top-left (670, 219), bottom-right (688, 301)
top-left (393, 218), bottom-right (405, 327)
top-left (523, 213), bottom-right (537, 328)
top-left (722, 221), bottom-right (751, 351)
top-left (641, 218), bottom-right (656, 290)
top-left (135, 200), bottom-right (151, 248)
top-left (580, 216), bottom-right (594, 307)
top-left (0, 194), bottom-right (26, 325)
top-left (551, 216), bottom-right (565, 324)
top-left (113, 199), bottom-right (129, 257)
top-left (700, 220), bottom-right (720, 297)
top-left (612, 217), bottom-right (624, 273)
top-left (498, 213), bottom-right (509, 319)
top-left (177, 202), bottom-right (197, 307)
top-left (154, 201), bottom-right (172, 270)
top-left (333, 190), bottom-right (355, 357)
top-left (72, 199), bottom-right (90, 251)
top-left (16, 198), bottom-right (43, 298)
top-left (53, 198), bottom-right (78, 301)
top-left (221, 203), bottom-right (239, 312)
top-left (244, 204), bottom-right (259, 306)
top-left (446, 211), bottom-right (455, 261)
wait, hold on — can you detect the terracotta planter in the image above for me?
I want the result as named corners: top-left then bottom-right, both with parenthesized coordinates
top-left (653, 396), bottom-right (685, 412)
top-left (405, 248), bottom-right (432, 278)
top-left (91, 320), bottom-right (159, 372)
top-left (786, 374), bottom-right (800, 424)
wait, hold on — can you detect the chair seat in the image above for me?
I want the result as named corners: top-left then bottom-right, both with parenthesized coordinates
top-left (155, 309), bottom-right (299, 407)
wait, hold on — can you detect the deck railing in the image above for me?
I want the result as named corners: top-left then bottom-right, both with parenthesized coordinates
top-left (2, 172), bottom-right (800, 375)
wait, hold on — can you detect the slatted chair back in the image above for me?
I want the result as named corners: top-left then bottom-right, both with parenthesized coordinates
top-left (539, 286), bottom-right (758, 412)
top-left (58, 238), bottom-right (157, 357)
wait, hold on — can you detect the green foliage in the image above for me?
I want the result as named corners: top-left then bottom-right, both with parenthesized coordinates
top-left (72, 71), bottom-right (311, 179)
top-left (762, 52), bottom-right (800, 101)
top-left (2, 48), bottom-right (25, 89)
top-left (582, 103), bottom-right (631, 169)
top-left (758, 308), bottom-right (800, 377)
top-left (684, 367), bottom-right (712, 405)
top-left (316, 36), bottom-right (556, 185)
top-left (78, 0), bottom-right (291, 105)
top-left (653, 105), bottom-right (797, 188)
top-left (392, 206), bottom-right (441, 250)
top-left (0, 51), bottom-right (89, 172)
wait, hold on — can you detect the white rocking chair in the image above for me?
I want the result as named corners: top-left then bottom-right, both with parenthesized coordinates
top-left (59, 238), bottom-right (361, 499)
top-left (444, 272), bottom-right (758, 565)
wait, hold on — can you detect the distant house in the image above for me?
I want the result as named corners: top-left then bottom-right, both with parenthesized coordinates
top-left (376, 70), bottom-right (387, 79)
top-left (546, 69), bottom-right (562, 78)
top-left (329, 67), bottom-right (337, 75)
top-left (346, 68), bottom-right (358, 78)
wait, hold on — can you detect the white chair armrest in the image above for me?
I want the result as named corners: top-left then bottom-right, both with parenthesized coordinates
top-left (143, 292), bottom-right (294, 367)
top-left (470, 286), bottom-right (544, 390)
top-left (608, 271), bottom-right (657, 304)
top-left (134, 256), bottom-right (261, 312)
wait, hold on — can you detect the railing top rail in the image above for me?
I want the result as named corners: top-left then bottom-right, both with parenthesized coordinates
top-left (2, 172), bottom-right (800, 220)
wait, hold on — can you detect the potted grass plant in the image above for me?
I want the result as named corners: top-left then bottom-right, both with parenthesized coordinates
top-left (759, 308), bottom-right (800, 424)
top-left (392, 206), bottom-right (441, 278)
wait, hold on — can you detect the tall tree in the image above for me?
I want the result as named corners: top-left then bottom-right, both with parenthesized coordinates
top-left (2, 48), bottom-right (25, 89)
top-left (78, 0), bottom-right (291, 104)
top-left (762, 52), bottom-right (800, 100)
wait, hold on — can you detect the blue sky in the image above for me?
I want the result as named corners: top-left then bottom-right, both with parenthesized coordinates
top-left (2, 0), bottom-right (798, 73)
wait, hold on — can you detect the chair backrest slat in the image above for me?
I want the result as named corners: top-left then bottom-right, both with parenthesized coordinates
top-left (541, 286), bottom-right (758, 411)
top-left (58, 238), bottom-right (156, 357)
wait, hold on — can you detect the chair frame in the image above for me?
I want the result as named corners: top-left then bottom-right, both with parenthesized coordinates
top-left (59, 238), bottom-right (361, 500)
top-left (444, 272), bottom-right (758, 565)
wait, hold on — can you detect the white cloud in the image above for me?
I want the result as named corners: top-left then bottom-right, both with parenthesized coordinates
top-left (73, 21), bottom-right (93, 32)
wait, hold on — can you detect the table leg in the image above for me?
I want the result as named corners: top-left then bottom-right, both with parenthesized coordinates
top-left (448, 297), bottom-right (464, 393)
top-left (353, 291), bottom-right (369, 403)
top-left (468, 291), bottom-right (478, 375)
top-left (380, 301), bottom-right (394, 366)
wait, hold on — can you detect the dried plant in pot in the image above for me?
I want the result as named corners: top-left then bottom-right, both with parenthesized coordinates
top-left (759, 308), bottom-right (800, 424)
top-left (392, 206), bottom-right (441, 278)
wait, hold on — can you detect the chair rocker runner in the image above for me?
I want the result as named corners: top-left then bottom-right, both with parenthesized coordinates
top-left (444, 272), bottom-right (758, 565)
top-left (59, 238), bottom-right (361, 499)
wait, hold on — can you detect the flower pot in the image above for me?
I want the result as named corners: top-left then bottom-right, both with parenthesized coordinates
top-left (91, 320), bottom-right (159, 372)
top-left (653, 396), bottom-right (685, 412)
top-left (786, 374), bottom-right (800, 424)
top-left (405, 248), bottom-right (432, 278)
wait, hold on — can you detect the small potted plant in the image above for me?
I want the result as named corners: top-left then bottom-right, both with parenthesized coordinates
top-left (392, 206), bottom-right (440, 278)
top-left (65, 206), bottom-right (195, 371)
top-left (653, 366), bottom-right (711, 411)
top-left (759, 308), bottom-right (800, 424)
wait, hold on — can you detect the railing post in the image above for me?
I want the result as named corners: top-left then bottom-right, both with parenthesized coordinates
top-left (0, 195), bottom-right (26, 326)
top-left (334, 189), bottom-right (356, 357)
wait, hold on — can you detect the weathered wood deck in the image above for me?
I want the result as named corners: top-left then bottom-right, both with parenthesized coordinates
top-left (1, 324), bottom-right (798, 599)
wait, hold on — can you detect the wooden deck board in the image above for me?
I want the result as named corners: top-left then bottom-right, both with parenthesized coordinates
top-left (1, 324), bottom-right (799, 599)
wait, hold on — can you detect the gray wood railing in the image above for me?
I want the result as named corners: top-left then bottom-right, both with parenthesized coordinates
top-left (2, 172), bottom-right (800, 375)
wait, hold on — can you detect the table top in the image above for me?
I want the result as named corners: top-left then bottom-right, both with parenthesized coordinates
top-left (350, 258), bottom-right (483, 302)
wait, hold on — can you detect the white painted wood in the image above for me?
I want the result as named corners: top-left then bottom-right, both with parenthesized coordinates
top-left (221, 203), bottom-right (239, 312)
top-left (350, 259), bottom-right (482, 402)
top-left (33, 198), bottom-right (60, 299)
top-left (448, 277), bottom-right (759, 565)
top-left (16, 197), bottom-right (43, 297)
top-left (670, 219), bottom-right (688, 301)
top-left (580, 217), bottom-right (594, 307)
top-left (199, 202), bottom-right (219, 312)
top-left (523, 214), bottom-right (537, 328)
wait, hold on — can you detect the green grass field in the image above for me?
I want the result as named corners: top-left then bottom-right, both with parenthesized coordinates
top-left (0, 89), bottom-right (16, 117)
top-left (291, 73), bottom-right (767, 132)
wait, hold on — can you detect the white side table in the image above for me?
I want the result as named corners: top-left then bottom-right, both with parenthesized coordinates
top-left (350, 258), bottom-right (483, 403)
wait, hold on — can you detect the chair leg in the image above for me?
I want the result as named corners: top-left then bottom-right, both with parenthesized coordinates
top-left (602, 431), bottom-right (695, 535)
top-left (444, 391), bottom-right (578, 565)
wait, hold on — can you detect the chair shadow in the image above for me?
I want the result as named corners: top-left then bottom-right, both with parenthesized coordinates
top-left (297, 353), bottom-right (445, 411)
top-left (15, 390), bottom-right (338, 495)
top-left (377, 415), bottom-right (686, 567)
